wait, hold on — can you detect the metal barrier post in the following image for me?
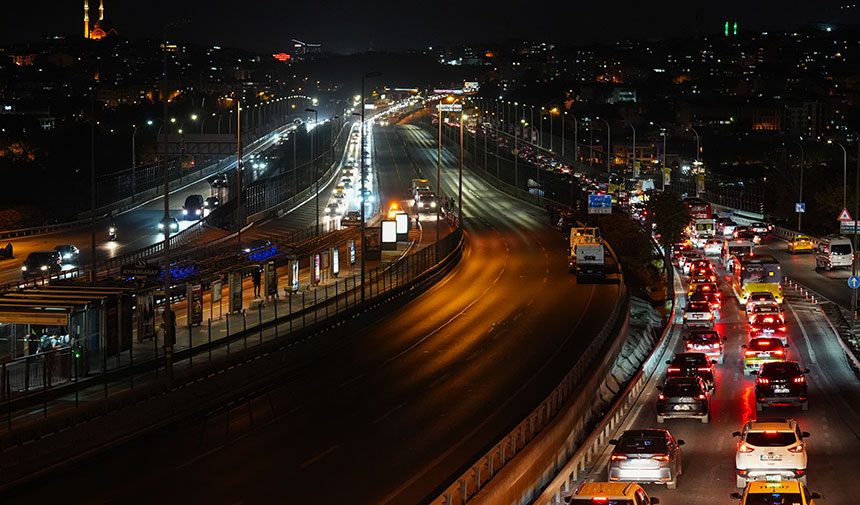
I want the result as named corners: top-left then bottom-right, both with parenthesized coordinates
top-left (5, 368), bottom-right (10, 430)
top-left (302, 291), bottom-right (306, 329)
top-left (42, 359), bottom-right (47, 418)
top-left (289, 294), bottom-right (293, 335)
top-left (353, 274), bottom-right (357, 306)
top-left (274, 298), bottom-right (278, 338)
top-left (258, 304), bottom-right (263, 345)
top-left (226, 314), bottom-right (230, 355)
top-left (335, 280), bottom-right (339, 314)
top-left (208, 318), bottom-right (212, 362)
top-left (325, 284), bottom-right (329, 319)
top-left (243, 309), bottom-right (247, 350)
top-left (314, 289), bottom-right (318, 325)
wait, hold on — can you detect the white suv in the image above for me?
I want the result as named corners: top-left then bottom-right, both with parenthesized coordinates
top-left (733, 418), bottom-right (809, 488)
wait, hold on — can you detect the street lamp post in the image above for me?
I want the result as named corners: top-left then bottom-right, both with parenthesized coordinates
top-left (131, 124), bottom-right (138, 201)
top-left (793, 139), bottom-right (805, 231)
top-left (689, 126), bottom-right (701, 162)
top-left (306, 108), bottom-right (319, 235)
top-left (596, 117), bottom-right (611, 173)
top-left (828, 139), bottom-right (848, 211)
top-left (539, 107), bottom-right (544, 149)
top-left (569, 113), bottom-right (576, 160)
top-left (624, 120), bottom-right (636, 177)
top-left (360, 71), bottom-right (381, 303)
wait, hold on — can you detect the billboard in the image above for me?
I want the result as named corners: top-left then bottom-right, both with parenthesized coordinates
top-left (188, 283), bottom-right (203, 326)
top-left (382, 220), bottom-right (397, 243)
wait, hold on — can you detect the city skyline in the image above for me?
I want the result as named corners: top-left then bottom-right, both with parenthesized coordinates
top-left (2, 1), bottom-right (859, 54)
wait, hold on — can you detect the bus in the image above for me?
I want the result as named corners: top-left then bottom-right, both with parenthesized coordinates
top-left (721, 238), bottom-right (754, 270)
top-left (732, 254), bottom-right (783, 304)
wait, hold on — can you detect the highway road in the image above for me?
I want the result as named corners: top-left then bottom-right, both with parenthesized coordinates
top-left (0, 125), bottom-right (302, 287)
top-left (576, 246), bottom-right (860, 504)
top-left (4, 120), bottom-right (620, 504)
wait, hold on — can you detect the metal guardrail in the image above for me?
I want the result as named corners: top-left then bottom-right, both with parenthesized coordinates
top-left (0, 227), bottom-right (464, 450)
top-left (531, 284), bottom-right (679, 505)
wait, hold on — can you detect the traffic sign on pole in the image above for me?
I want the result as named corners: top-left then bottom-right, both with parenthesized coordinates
top-left (838, 208), bottom-right (853, 221)
top-left (588, 194), bottom-right (612, 215)
top-left (848, 275), bottom-right (860, 289)
top-left (795, 202), bottom-right (805, 213)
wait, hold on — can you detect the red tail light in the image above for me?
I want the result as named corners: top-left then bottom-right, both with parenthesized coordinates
top-left (778, 326), bottom-right (787, 332)
top-left (591, 497), bottom-right (609, 503)
top-left (788, 444), bottom-right (805, 453)
top-left (757, 378), bottom-right (769, 384)
top-left (744, 350), bottom-right (757, 357)
top-left (611, 454), bottom-right (627, 461)
top-left (686, 343), bottom-right (694, 349)
top-left (667, 367), bottom-right (681, 372)
top-left (759, 340), bottom-right (771, 346)
top-left (773, 350), bottom-right (784, 356)
top-left (652, 454), bottom-right (670, 461)
top-left (697, 367), bottom-right (711, 372)
top-left (738, 443), bottom-right (755, 453)
top-left (658, 394), bottom-right (666, 400)
top-left (794, 376), bottom-right (805, 383)
top-left (697, 394), bottom-right (706, 399)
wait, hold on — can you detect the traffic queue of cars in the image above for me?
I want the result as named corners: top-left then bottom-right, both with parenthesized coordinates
top-left (568, 221), bottom-right (823, 505)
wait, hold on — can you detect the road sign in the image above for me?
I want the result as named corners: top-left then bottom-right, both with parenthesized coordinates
top-left (588, 194), bottom-right (612, 215)
top-left (839, 208), bottom-right (853, 221)
top-left (439, 103), bottom-right (462, 112)
top-left (849, 276), bottom-right (860, 289)
top-left (121, 262), bottom-right (160, 278)
top-left (795, 202), bottom-right (805, 213)
top-left (840, 221), bottom-right (860, 234)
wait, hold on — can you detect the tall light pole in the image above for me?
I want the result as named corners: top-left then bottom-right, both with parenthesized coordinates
top-left (131, 123), bottom-right (138, 201)
top-left (596, 117), bottom-right (611, 173)
top-left (792, 139), bottom-right (805, 231)
top-left (360, 71), bottom-right (381, 303)
top-left (539, 106), bottom-right (544, 149)
top-left (688, 126), bottom-right (701, 162)
top-left (306, 108), bottom-right (319, 235)
top-left (568, 112), bottom-right (576, 160)
top-left (828, 139), bottom-right (848, 210)
top-left (513, 102), bottom-right (519, 188)
top-left (624, 120), bottom-right (636, 177)
top-left (853, 140), bottom-right (859, 333)
top-left (459, 105), bottom-right (464, 221)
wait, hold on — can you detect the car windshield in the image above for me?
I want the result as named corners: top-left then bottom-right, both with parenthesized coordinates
top-left (689, 332), bottom-right (719, 344)
top-left (741, 494), bottom-right (802, 505)
top-left (751, 339), bottom-right (783, 350)
top-left (663, 383), bottom-right (702, 396)
top-left (26, 253), bottom-right (55, 263)
top-left (832, 244), bottom-right (852, 255)
top-left (762, 362), bottom-right (800, 375)
top-left (673, 355), bottom-right (708, 366)
top-left (745, 431), bottom-right (798, 447)
top-left (616, 434), bottom-right (667, 453)
top-left (751, 294), bottom-right (775, 302)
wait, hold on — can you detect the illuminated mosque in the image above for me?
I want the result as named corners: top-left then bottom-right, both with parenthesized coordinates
top-left (84, 0), bottom-right (118, 40)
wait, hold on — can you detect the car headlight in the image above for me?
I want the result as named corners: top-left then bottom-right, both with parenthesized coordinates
top-left (196, 209), bottom-right (202, 215)
top-left (21, 266), bottom-right (26, 271)
top-left (40, 265), bottom-right (48, 271)
top-left (158, 223), bottom-right (165, 229)
top-left (64, 253), bottom-right (71, 259)
top-left (431, 202), bottom-right (436, 207)
top-left (182, 209), bottom-right (188, 215)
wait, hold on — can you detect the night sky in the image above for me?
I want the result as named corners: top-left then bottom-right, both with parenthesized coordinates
top-left (3, 1), bottom-right (858, 53)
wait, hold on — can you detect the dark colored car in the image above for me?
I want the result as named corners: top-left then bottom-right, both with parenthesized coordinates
top-left (755, 361), bottom-right (809, 411)
top-left (205, 196), bottom-right (220, 210)
top-left (666, 352), bottom-right (716, 390)
top-left (22, 251), bottom-right (62, 278)
top-left (182, 194), bottom-right (205, 219)
top-left (157, 216), bottom-right (180, 236)
top-left (53, 244), bottom-right (80, 264)
top-left (749, 313), bottom-right (788, 343)
top-left (342, 210), bottom-right (362, 227)
top-left (656, 376), bottom-right (711, 423)
top-left (689, 291), bottom-right (721, 313)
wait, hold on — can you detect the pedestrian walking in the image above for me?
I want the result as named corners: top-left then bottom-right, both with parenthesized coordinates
top-left (252, 268), bottom-right (262, 298)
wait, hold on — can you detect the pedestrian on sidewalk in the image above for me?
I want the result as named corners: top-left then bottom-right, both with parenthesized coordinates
top-left (252, 267), bottom-right (262, 298)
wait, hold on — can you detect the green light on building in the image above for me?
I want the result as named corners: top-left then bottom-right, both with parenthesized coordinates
top-left (733, 22), bottom-right (738, 35)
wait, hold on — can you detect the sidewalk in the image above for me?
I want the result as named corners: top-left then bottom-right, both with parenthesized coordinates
top-left (1, 216), bottom-right (456, 429)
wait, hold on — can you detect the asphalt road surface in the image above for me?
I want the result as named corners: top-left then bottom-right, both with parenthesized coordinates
top-left (4, 122), bottom-right (620, 504)
top-left (577, 249), bottom-right (860, 504)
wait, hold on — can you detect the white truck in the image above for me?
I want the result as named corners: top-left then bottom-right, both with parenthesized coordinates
top-left (412, 178), bottom-right (430, 200)
top-left (568, 227), bottom-right (605, 281)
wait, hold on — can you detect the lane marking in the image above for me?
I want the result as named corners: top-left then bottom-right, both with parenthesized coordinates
top-left (786, 301), bottom-right (817, 364)
top-left (373, 403), bottom-right (405, 424)
top-left (299, 444), bottom-right (340, 469)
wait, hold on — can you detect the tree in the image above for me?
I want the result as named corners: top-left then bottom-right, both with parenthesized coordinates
top-left (645, 191), bottom-right (692, 297)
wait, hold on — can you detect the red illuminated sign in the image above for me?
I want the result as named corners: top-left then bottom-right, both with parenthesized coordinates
top-left (273, 53), bottom-right (291, 61)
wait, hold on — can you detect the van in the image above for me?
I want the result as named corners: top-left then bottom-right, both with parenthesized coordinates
top-left (815, 234), bottom-right (853, 270)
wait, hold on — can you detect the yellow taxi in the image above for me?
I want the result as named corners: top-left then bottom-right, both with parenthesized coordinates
top-left (567, 482), bottom-right (660, 504)
top-left (731, 480), bottom-right (820, 504)
top-left (788, 235), bottom-right (814, 254)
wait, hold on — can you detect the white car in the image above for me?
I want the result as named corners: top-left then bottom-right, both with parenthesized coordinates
top-left (693, 234), bottom-right (714, 249)
top-left (733, 418), bottom-right (809, 487)
top-left (683, 301), bottom-right (714, 329)
top-left (703, 239), bottom-right (723, 256)
top-left (746, 292), bottom-right (778, 316)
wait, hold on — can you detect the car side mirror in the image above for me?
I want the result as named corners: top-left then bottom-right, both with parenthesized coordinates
top-left (609, 439), bottom-right (618, 445)
top-left (677, 439), bottom-right (685, 446)
top-left (802, 431), bottom-right (810, 438)
top-left (732, 431), bottom-right (741, 437)
top-left (804, 369), bottom-right (810, 374)
top-left (811, 492), bottom-right (822, 499)
top-left (722, 336), bottom-right (728, 341)
top-left (665, 360), bottom-right (672, 365)
top-left (650, 498), bottom-right (660, 505)
top-left (741, 344), bottom-right (747, 348)
top-left (730, 493), bottom-right (743, 499)
top-left (656, 385), bottom-right (663, 391)
top-left (751, 370), bottom-right (759, 375)
top-left (785, 344), bottom-right (790, 348)
top-left (710, 360), bottom-right (717, 365)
